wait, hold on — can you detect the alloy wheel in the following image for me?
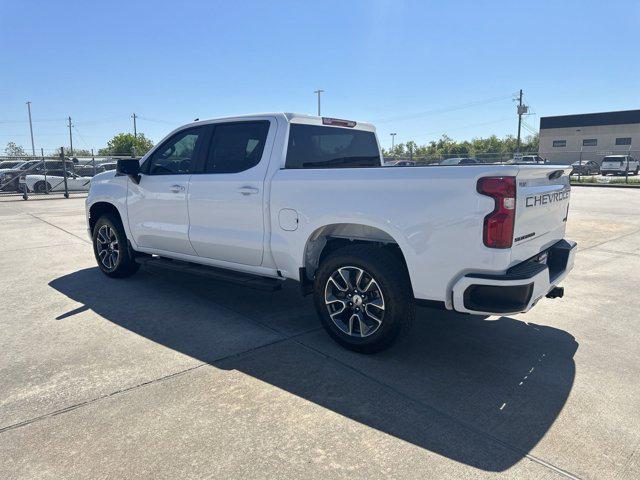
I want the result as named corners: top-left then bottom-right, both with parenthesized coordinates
top-left (96, 224), bottom-right (120, 270)
top-left (324, 266), bottom-right (385, 337)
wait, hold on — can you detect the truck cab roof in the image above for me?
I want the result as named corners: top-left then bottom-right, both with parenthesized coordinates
top-left (185, 113), bottom-right (376, 132)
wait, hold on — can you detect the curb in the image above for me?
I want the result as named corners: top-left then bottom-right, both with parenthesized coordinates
top-left (570, 182), bottom-right (640, 189)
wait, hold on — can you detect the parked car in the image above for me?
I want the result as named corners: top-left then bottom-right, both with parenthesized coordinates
top-left (0, 160), bottom-right (27, 171)
top-left (87, 113), bottom-right (576, 353)
top-left (386, 160), bottom-right (416, 166)
top-left (507, 155), bottom-right (547, 164)
top-left (100, 162), bottom-right (118, 171)
top-left (438, 157), bottom-right (478, 165)
top-left (0, 160), bottom-right (44, 191)
top-left (600, 155), bottom-right (639, 176)
top-left (75, 162), bottom-right (117, 177)
top-left (570, 160), bottom-right (600, 175)
top-left (75, 165), bottom-right (102, 177)
top-left (20, 170), bottom-right (92, 193)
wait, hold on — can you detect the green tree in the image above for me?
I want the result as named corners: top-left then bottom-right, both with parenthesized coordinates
top-left (98, 133), bottom-right (154, 156)
top-left (382, 132), bottom-right (540, 162)
top-left (4, 141), bottom-right (27, 157)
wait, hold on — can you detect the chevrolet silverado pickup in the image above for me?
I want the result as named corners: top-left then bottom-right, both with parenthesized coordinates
top-left (86, 113), bottom-right (576, 352)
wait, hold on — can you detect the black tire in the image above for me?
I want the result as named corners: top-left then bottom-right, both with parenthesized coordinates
top-left (92, 213), bottom-right (139, 278)
top-left (34, 181), bottom-right (49, 193)
top-left (313, 244), bottom-right (415, 353)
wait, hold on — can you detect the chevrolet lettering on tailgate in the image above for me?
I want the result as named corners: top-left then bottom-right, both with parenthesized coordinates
top-left (525, 187), bottom-right (570, 208)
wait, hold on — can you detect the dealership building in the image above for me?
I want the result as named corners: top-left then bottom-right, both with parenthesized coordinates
top-left (538, 109), bottom-right (639, 165)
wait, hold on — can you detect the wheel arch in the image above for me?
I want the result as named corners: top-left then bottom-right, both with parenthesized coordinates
top-left (301, 223), bottom-right (413, 294)
top-left (88, 201), bottom-right (124, 234)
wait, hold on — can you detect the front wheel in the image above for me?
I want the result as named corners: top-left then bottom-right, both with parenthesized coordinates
top-left (34, 181), bottom-right (50, 193)
top-left (92, 213), bottom-right (140, 278)
top-left (313, 244), bottom-right (415, 353)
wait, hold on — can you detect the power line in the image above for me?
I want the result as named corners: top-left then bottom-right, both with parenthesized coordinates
top-left (373, 95), bottom-right (513, 124)
top-left (521, 120), bottom-right (538, 135)
top-left (73, 126), bottom-right (92, 149)
top-left (137, 116), bottom-right (176, 125)
top-left (421, 117), bottom-right (513, 139)
top-left (0, 117), bottom-right (66, 124)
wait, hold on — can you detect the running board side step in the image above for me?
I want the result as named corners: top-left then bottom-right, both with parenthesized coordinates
top-left (135, 256), bottom-right (283, 292)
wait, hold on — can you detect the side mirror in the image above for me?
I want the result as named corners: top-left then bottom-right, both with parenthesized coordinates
top-left (117, 159), bottom-right (141, 184)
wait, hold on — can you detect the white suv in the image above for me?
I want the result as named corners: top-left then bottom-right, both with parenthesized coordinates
top-left (600, 155), bottom-right (639, 176)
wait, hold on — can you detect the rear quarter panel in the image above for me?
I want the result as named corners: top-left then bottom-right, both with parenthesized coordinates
top-left (269, 165), bottom-right (520, 305)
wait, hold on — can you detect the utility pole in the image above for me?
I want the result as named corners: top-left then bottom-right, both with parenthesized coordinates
top-left (67, 116), bottom-right (74, 157)
top-left (132, 113), bottom-right (137, 138)
top-left (516, 89), bottom-right (528, 153)
top-left (26, 101), bottom-right (35, 156)
top-left (314, 89), bottom-right (324, 116)
top-left (390, 133), bottom-right (397, 150)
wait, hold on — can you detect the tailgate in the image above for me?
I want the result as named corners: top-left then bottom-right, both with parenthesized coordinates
top-left (511, 165), bottom-right (571, 264)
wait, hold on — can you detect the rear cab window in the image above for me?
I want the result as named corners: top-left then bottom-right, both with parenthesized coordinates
top-left (203, 121), bottom-right (270, 174)
top-left (285, 124), bottom-right (381, 169)
top-left (603, 156), bottom-right (625, 164)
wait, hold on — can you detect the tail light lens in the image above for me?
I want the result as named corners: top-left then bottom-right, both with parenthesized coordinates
top-left (477, 176), bottom-right (516, 248)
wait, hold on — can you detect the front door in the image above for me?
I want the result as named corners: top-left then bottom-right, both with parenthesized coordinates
top-left (127, 127), bottom-right (205, 255)
top-left (188, 119), bottom-right (276, 266)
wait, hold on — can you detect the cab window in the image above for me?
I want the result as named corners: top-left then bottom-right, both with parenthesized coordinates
top-left (146, 128), bottom-right (203, 175)
top-left (203, 121), bottom-right (270, 174)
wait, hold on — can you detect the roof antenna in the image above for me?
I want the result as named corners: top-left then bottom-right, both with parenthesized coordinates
top-left (194, 118), bottom-right (199, 122)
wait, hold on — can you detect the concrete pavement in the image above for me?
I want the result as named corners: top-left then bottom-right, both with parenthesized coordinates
top-left (0, 189), bottom-right (639, 479)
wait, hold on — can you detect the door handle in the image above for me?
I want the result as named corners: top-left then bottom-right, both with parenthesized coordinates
top-left (238, 186), bottom-right (259, 195)
top-left (169, 184), bottom-right (185, 193)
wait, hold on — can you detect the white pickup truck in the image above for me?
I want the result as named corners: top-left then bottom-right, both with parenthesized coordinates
top-left (86, 113), bottom-right (576, 352)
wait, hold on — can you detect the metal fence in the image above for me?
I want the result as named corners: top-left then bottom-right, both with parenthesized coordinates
top-left (383, 149), bottom-right (640, 183)
top-left (2, 147), bottom-right (638, 201)
top-left (384, 149), bottom-right (639, 165)
top-left (0, 148), bottom-right (138, 200)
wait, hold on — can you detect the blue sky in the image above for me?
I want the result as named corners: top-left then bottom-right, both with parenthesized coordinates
top-left (1, 0), bottom-right (638, 153)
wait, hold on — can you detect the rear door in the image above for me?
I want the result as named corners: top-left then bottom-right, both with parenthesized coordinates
top-left (127, 127), bottom-right (206, 255)
top-left (187, 119), bottom-right (276, 266)
top-left (511, 166), bottom-right (572, 262)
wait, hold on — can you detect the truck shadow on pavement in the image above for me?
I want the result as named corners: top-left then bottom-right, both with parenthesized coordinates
top-left (50, 266), bottom-right (578, 472)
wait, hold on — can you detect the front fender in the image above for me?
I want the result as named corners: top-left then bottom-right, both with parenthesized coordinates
top-left (86, 173), bottom-right (134, 246)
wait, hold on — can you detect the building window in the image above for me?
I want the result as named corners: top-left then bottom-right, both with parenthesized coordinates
top-left (615, 137), bottom-right (632, 146)
top-left (553, 140), bottom-right (566, 148)
top-left (582, 138), bottom-right (597, 146)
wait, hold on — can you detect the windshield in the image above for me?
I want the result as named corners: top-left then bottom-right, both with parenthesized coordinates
top-left (440, 158), bottom-right (462, 165)
top-left (603, 157), bottom-right (625, 163)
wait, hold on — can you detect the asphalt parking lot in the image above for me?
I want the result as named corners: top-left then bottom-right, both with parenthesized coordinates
top-left (1, 188), bottom-right (639, 479)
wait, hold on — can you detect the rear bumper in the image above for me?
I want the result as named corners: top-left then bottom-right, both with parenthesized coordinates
top-left (451, 239), bottom-right (577, 315)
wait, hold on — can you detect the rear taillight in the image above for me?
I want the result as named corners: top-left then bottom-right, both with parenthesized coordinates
top-left (477, 176), bottom-right (516, 248)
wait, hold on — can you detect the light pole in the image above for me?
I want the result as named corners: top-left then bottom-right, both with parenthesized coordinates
top-left (67, 116), bottom-right (74, 157)
top-left (26, 101), bottom-right (35, 156)
top-left (576, 128), bottom-right (582, 182)
top-left (314, 89), bottom-right (324, 116)
top-left (390, 133), bottom-right (397, 151)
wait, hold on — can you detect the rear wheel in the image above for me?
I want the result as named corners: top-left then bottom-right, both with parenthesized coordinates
top-left (34, 181), bottom-right (49, 193)
top-left (313, 244), bottom-right (414, 353)
top-left (92, 213), bottom-right (139, 278)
